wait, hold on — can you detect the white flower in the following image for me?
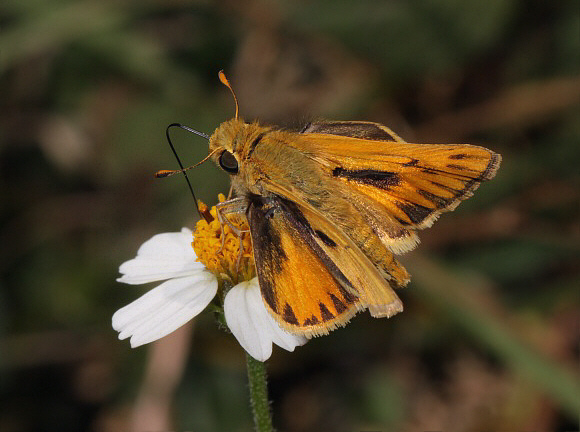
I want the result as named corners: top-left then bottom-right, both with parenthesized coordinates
top-left (113, 228), bottom-right (306, 361)
top-left (224, 278), bottom-right (308, 361)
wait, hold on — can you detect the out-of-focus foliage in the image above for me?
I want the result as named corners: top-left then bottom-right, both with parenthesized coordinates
top-left (1, 1), bottom-right (578, 431)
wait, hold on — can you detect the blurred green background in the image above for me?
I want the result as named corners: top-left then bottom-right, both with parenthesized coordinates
top-left (1, 1), bottom-right (579, 431)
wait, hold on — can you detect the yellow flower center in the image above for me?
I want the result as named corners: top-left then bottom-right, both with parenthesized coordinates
top-left (192, 194), bottom-right (255, 285)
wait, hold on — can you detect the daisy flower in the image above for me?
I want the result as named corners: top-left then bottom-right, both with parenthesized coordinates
top-left (112, 196), bottom-right (306, 361)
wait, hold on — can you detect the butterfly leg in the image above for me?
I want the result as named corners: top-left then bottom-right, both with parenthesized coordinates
top-left (226, 184), bottom-right (235, 200)
top-left (215, 197), bottom-right (250, 269)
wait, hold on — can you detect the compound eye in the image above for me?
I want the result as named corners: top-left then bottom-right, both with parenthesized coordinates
top-left (219, 150), bottom-right (238, 174)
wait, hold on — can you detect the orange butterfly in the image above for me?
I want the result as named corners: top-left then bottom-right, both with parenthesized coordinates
top-left (179, 72), bottom-right (501, 337)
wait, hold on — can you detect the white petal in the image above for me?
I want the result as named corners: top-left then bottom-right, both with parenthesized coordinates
top-left (224, 278), bottom-right (307, 361)
top-left (112, 270), bottom-right (217, 347)
top-left (118, 228), bottom-right (205, 285)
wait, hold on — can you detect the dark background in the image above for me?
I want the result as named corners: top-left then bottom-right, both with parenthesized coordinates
top-left (1, 1), bottom-right (579, 431)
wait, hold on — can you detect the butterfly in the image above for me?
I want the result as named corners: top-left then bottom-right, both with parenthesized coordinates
top-left (185, 71), bottom-right (501, 337)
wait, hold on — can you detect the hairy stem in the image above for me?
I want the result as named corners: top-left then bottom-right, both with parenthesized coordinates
top-left (246, 354), bottom-right (274, 432)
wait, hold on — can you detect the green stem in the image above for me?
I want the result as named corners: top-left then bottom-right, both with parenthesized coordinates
top-left (246, 353), bottom-right (274, 432)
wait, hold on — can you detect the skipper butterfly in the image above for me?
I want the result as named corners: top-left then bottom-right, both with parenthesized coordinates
top-left (175, 72), bottom-right (501, 337)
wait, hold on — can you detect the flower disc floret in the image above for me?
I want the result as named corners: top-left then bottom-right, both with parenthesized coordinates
top-left (193, 194), bottom-right (255, 284)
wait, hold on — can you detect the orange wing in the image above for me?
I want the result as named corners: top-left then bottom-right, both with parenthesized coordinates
top-left (288, 196), bottom-right (407, 319)
top-left (292, 121), bottom-right (501, 253)
top-left (247, 194), bottom-right (379, 337)
top-left (247, 192), bottom-right (406, 337)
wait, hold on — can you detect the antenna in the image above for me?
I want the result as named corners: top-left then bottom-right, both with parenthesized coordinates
top-left (157, 123), bottom-right (213, 222)
top-left (218, 70), bottom-right (239, 120)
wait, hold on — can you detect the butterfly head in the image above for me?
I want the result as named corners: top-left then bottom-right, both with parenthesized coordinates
top-left (209, 118), bottom-right (247, 175)
top-left (209, 71), bottom-right (272, 193)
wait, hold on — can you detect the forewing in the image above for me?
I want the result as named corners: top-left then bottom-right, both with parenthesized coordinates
top-left (247, 195), bottom-right (364, 337)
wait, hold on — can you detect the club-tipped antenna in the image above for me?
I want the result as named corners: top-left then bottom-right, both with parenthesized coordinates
top-left (218, 70), bottom-right (239, 120)
top-left (157, 123), bottom-right (214, 221)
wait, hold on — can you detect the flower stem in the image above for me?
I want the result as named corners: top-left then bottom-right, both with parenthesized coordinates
top-left (246, 353), bottom-right (274, 432)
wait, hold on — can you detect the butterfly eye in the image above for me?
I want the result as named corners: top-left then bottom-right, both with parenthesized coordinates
top-left (219, 150), bottom-right (239, 174)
